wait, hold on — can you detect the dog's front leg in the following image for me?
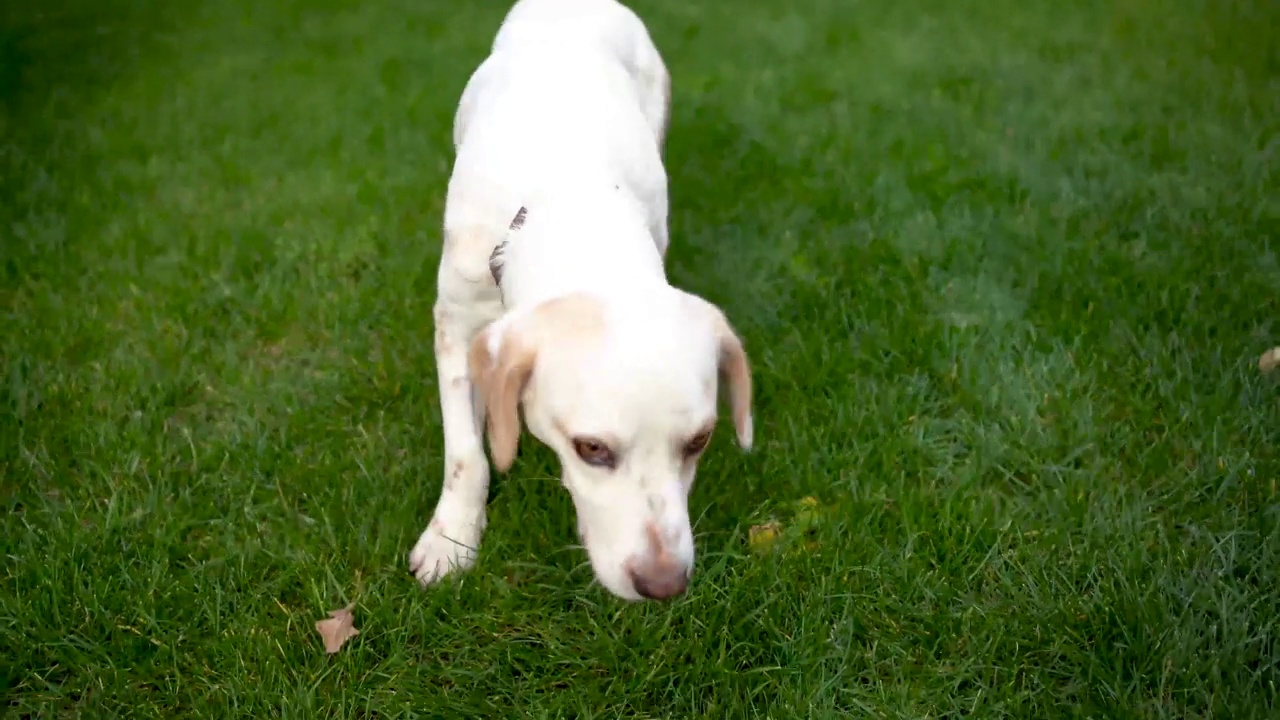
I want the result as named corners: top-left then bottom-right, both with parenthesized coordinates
top-left (409, 296), bottom-right (495, 586)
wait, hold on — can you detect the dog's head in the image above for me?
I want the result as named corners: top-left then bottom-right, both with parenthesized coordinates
top-left (469, 288), bottom-right (752, 601)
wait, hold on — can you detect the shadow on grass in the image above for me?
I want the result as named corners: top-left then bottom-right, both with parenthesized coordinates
top-left (0, 0), bottom-right (192, 285)
top-left (1, 0), bottom-right (194, 489)
top-left (1, 9), bottom-right (193, 700)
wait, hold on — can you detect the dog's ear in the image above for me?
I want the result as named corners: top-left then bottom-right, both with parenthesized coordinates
top-left (468, 294), bottom-right (606, 471)
top-left (678, 294), bottom-right (755, 450)
top-left (469, 321), bottom-right (536, 472)
top-left (712, 312), bottom-right (754, 450)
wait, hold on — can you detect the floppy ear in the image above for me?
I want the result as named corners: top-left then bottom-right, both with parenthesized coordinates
top-left (468, 294), bottom-right (605, 471)
top-left (711, 312), bottom-right (754, 450)
top-left (468, 322), bottom-right (536, 472)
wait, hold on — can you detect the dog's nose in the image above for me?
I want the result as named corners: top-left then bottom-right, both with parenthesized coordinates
top-left (626, 521), bottom-right (690, 600)
top-left (628, 564), bottom-right (689, 600)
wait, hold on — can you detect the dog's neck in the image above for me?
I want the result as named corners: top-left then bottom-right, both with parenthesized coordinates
top-left (491, 190), bottom-right (669, 310)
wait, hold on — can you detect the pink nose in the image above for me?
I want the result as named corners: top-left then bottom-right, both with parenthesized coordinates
top-left (628, 564), bottom-right (689, 600)
top-left (626, 522), bottom-right (690, 600)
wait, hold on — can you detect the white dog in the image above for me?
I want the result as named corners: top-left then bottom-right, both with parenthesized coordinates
top-left (408, 0), bottom-right (754, 602)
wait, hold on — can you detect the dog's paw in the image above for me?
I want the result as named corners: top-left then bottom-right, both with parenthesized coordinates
top-left (408, 506), bottom-right (486, 586)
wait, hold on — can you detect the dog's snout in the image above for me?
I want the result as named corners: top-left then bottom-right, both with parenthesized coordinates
top-left (625, 521), bottom-right (690, 600)
top-left (628, 564), bottom-right (689, 600)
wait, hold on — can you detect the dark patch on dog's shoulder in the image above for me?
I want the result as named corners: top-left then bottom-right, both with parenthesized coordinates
top-left (488, 243), bottom-right (507, 286)
top-left (508, 206), bottom-right (527, 231)
top-left (489, 205), bottom-right (527, 289)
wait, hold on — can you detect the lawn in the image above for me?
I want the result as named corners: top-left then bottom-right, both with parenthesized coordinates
top-left (2, 0), bottom-right (1278, 716)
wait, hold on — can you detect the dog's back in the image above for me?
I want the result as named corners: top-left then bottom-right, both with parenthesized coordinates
top-left (445, 0), bottom-right (670, 250)
top-left (484, 0), bottom-right (667, 150)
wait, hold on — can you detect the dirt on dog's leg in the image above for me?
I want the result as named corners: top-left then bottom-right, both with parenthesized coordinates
top-left (409, 299), bottom-right (493, 585)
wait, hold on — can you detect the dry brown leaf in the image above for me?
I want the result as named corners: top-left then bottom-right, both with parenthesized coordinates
top-left (1259, 347), bottom-right (1280, 373)
top-left (314, 603), bottom-right (359, 654)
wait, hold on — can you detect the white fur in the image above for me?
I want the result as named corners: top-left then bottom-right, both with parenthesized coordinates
top-left (409, 0), bottom-right (752, 602)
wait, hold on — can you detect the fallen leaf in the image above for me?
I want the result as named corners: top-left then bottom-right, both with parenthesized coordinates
top-left (314, 603), bottom-right (359, 654)
top-left (749, 521), bottom-right (781, 554)
top-left (1259, 347), bottom-right (1280, 373)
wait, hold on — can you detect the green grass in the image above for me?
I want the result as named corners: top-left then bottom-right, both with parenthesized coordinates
top-left (2, 0), bottom-right (1278, 715)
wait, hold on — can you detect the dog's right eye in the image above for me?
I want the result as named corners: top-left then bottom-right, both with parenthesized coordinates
top-left (572, 437), bottom-right (617, 469)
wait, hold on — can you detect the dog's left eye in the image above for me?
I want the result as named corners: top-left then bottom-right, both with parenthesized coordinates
top-left (573, 437), bottom-right (617, 469)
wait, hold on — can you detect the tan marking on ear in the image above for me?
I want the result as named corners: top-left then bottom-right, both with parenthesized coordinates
top-left (529, 292), bottom-right (606, 339)
top-left (468, 294), bottom-right (607, 472)
top-left (469, 328), bottom-right (534, 472)
top-left (713, 314), bottom-right (754, 450)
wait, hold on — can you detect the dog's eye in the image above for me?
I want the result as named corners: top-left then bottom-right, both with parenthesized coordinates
top-left (683, 430), bottom-right (712, 457)
top-left (573, 437), bottom-right (617, 469)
